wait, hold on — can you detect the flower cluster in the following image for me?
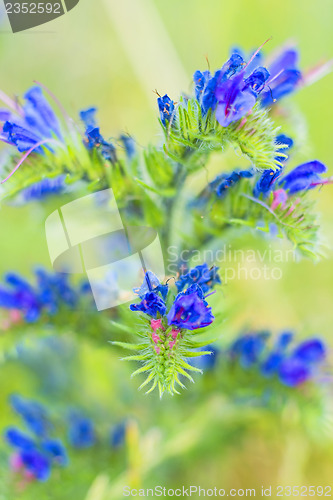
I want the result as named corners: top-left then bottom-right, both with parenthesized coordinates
top-left (118, 267), bottom-right (221, 396)
top-left (211, 158), bottom-right (331, 203)
top-left (159, 45), bottom-right (302, 130)
top-left (67, 411), bottom-right (96, 449)
top-left (0, 85), bottom-right (123, 204)
top-left (175, 263), bottom-right (221, 294)
top-left (80, 107), bottom-right (116, 162)
top-left (229, 331), bottom-right (326, 387)
top-left (4, 395), bottom-right (127, 484)
top-left (0, 86), bottom-right (62, 153)
top-left (0, 268), bottom-right (89, 323)
top-left (194, 45), bottom-right (302, 126)
top-left (193, 127), bottom-right (332, 257)
top-left (67, 410), bottom-right (127, 450)
top-left (0, 86), bottom-right (114, 161)
top-left (4, 395), bottom-right (68, 482)
top-left (130, 269), bottom-right (216, 331)
top-left (19, 174), bottom-right (67, 202)
top-left (0, 87), bottom-right (74, 201)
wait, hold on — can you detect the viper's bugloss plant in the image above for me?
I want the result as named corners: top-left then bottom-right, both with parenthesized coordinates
top-left (0, 38), bottom-right (332, 498)
top-left (112, 269), bottom-right (220, 397)
top-left (0, 40), bottom-right (331, 404)
top-left (0, 268), bottom-right (90, 323)
top-left (3, 394), bottom-right (128, 486)
top-left (228, 331), bottom-right (327, 387)
top-left (4, 395), bottom-right (68, 483)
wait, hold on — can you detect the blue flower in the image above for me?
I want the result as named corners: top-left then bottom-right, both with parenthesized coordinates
top-left (20, 175), bottom-right (67, 202)
top-left (110, 422), bottom-right (126, 448)
top-left (23, 86), bottom-right (62, 140)
top-left (230, 331), bottom-right (326, 388)
top-left (42, 439), bottom-right (68, 466)
top-left (275, 331), bottom-right (294, 349)
top-left (176, 264), bottom-right (221, 294)
top-left (261, 331), bottom-right (293, 377)
top-left (80, 107), bottom-right (116, 162)
top-left (209, 46), bottom-right (302, 108)
top-left (279, 160), bottom-right (327, 194)
top-left (0, 269), bottom-right (84, 322)
top-left (1, 122), bottom-right (43, 153)
top-left (0, 86), bottom-right (62, 153)
top-left (131, 272), bottom-right (168, 317)
top-left (194, 70), bottom-right (212, 101)
top-left (213, 169), bottom-right (254, 198)
top-left (278, 357), bottom-right (312, 387)
top-left (260, 48), bottom-right (302, 106)
top-left (278, 338), bottom-right (326, 386)
top-left (10, 395), bottom-right (50, 437)
top-left (230, 332), bottom-right (269, 368)
top-left (215, 71), bottom-right (257, 127)
top-left (261, 352), bottom-right (284, 377)
top-left (0, 273), bottom-right (40, 321)
top-left (243, 67), bottom-right (270, 96)
top-left (293, 338), bottom-right (326, 364)
top-left (157, 94), bottom-right (175, 126)
top-left (277, 338), bottom-right (325, 386)
top-left (80, 108), bottom-right (97, 130)
top-left (167, 285), bottom-right (214, 330)
top-left (253, 134), bottom-right (293, 198)
top-left (20, 448), bottom-right (51, 482)
top-left (194, 54), bottom-right (246, 115)
top-left (130, 291), bottom-right (167, 318)
top-left (231, 47), bottom-right (263, 77)
top-left (194, 70), bottom-right (221, 115)
top-left (176, 282), bottom-right (206, 302)
top-left (35, 268), bottom-right (79, 313)
top-left (5, 396), bottom-right (68, 482)
top-left (253, 169), bottom-right (282, 197)
top-left (221, 53), bottom-right (246, 80)
top-left (5, 428), bottom-right (35, 450)
top-left (67, 412), bottom-right (96, 449)
top-left (134, 271), bottom-right (168, 300)
top-left (253, 156), bottom-right (328, 200)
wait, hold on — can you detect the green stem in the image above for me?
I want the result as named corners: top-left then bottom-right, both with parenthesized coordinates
top-left (161, 164), bottom-right (187, 256)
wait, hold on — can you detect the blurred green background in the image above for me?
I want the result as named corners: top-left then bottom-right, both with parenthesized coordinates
top-left (0, 0), bottom-right (333, 498)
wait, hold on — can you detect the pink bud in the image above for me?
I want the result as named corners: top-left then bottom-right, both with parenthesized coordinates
top-left (151, 319), bottom-right (163, 332)
top-left (271, 189), bottom-right (287, 210)
top-left (10, 309), bottom-right (22, 324)
top-left (23, 470), bottom-right (36, 482)
top-left (285, 197), bottom-right (301, 217)
top-left (171, 328), bottom-right (180, 340)
top-left (152, 332), bottom-right (160, 344)
top-left (10, 453), bottom-right (23, 471)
